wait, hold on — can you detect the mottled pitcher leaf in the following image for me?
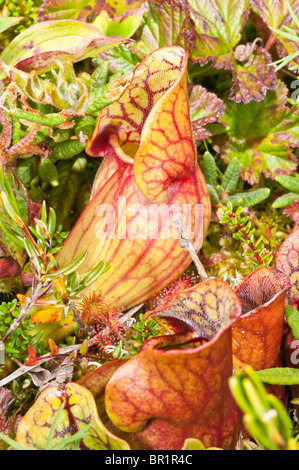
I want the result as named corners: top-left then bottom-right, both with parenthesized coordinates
top-left (144, 278), bottom-right (241, 339)
top-left (233, 266), bottom-right (291, 372)
top-left (276, 225), bottom-right (299, 307)
top-left (16, 382), bottom-right (130, 450)
top-left (78, 284), bottom-right (242, 450)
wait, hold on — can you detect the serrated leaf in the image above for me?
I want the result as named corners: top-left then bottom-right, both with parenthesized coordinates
top-left (187, 0), bottom-right (277, 103)
top-left (216, 81), bottom-right (299, 184)
top-left (90, 61), bottom-right (110, 91)
top-left (189, 84), bottom-right (226, 141)
top-left (133, 0), bottom-right (192, 55)
top-left (97, 44), bottom-right (142, 75)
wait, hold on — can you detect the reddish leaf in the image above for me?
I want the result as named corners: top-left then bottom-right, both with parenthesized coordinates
top-left (186, 0), bottom-right (277, 103)
top-left (188, 84), bottom-right (226, 141)
top-left (284, 330), bottom-right (299, 411)
top-left (133, 0), bottom-right (194, 53)
top-left (232, 266), bottom-right (291, 372)
top-left (48, 339), bottom-right (59, 357)
top-left (0, 257), bottom-right (21, 280)
top-left (283, 202), bottom-right (299, 225)
top-left (0, 387), bottom-right (20, 450)
top-left (276, 225), bottom-right (299, 308)
top-left (78, 358), bottom-right (129, 424)
top-left (24, 345), bottom-right (39, 367)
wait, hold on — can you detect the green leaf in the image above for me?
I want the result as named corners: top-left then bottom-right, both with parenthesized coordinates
top-left (74, 116), bottom-right (96, 140)
top-left (285, 305), bottom-right (299, 341)
top-left (222, 188), bottom-right (270, 207)
top-left (105, 0), bottom-right (144, 14)
top-left (256, 368), bottom-right (299, 386)
top-left (202, 151), bottom-right (218, 186)
top-left (81, 261), bottom-right (111, 287)
top-left (182, 438), bottom-right (205, 450)
top-left (0, 17), bottom-right (23, 34)
top-left (0, 432), bottom-right (27, 451)
top-left (272, 193), bottom-right (299, 209)
top-left (222, 158), bottom-right (240, 194)
top-left (47, 207), bottom-right (57, 237)
top-left (0, 192), bottom-right (23, 228)
top-left (0, 20), bottom-right (128, 79)
top-left (38, 159), bottom-right (59, 187)
top-left (93, 8), bottom-right (145, 39)
top-left (97, 44), bottom-right (142, 75)
top-left (207, 184), bottom-right (220, 205)
top-left (90, 61), bottom-right (110, 91)
top-left (276, 175), bottom-right (299, 193)
top-left (52, 140), bottom-right (86, 161)
top-left (42, 251), bottom-right (87, 280)
top-left (49, 158), bottom-right (86, 229)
